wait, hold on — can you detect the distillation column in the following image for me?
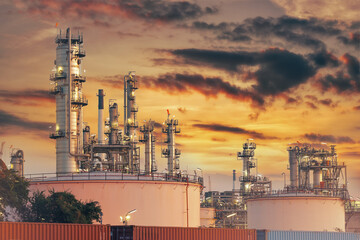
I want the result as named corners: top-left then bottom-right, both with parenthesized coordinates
top-left (288, 146), bottom-right (299, 189)
top-left (124, 72), bottom-right (140, 173)
top-left (237, 140), bottom-right (256, 195)
top-left (140, 121), bottom-right (157, 174)
top-left (50, 28), bottom-right (87, 173)
top-left (162, 111), bottom-right (181, 175)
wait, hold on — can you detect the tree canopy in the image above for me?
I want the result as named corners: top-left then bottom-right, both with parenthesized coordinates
top-left (0, 168), bottom-right (102, 223)
top-left (0, 169), bottom-right (29, 221)
top-left (24, 190), bottom-right (102, 224)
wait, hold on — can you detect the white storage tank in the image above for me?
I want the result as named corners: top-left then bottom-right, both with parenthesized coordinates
top-left (29, 173), bottom-right (202, 227)
top-left (200, 207), bottom-right (216, 227)
top-left (247, 195), bottom-right (345, 232)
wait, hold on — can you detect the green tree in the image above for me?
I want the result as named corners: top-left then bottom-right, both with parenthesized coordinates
top-left (25, 190), bottom-right (102, 224)
top-left (0, 169), bottom-right (29, 221)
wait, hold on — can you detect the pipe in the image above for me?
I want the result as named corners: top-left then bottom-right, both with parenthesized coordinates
top-left (123, 75), bottom-right (127, 135)
top-left (232, 169), bottom-right (236, 191)
top-left (186, 180), bottom-right (189, 227)
top-left (288, 147), bottom-right (298, 188)
top-left (97, 89), bottom-right (105, 144)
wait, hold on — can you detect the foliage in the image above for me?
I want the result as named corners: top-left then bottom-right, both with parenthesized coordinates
top-left (0, 169), bottom-right (29, 221)
top-left (24, 190), bottom-right (102, 224)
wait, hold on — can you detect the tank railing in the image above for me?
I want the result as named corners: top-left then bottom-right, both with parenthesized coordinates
top-left (25, 171), bottom-right (204, 185)
top-left (246, 188), bottom-right (349, 199)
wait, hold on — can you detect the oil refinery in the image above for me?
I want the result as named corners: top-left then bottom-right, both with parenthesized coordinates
top-left (24, 28), bottom-right (203, 227)
top-left (1, 28), bottom-right (360, 239)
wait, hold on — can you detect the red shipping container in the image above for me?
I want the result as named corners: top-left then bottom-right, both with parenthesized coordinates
top-left (0, 222), bottom-right (110, 240)
top-left (111, 226), bottom-right (256, 240)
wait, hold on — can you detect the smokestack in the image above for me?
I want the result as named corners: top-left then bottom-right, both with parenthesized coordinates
top-left (233, 169), bottom-right (236, 191)
top-left (98, 89), bottom-right (105, 144)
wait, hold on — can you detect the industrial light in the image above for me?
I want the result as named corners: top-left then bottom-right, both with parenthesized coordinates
top-left (226, 213), bottom-right (236, 218)
top-left (127, 209), bottom-right (137, 215)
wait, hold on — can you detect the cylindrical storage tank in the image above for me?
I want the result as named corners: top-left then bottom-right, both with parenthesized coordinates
top-left (30, 177), bottom-right (202, 227)
top-left (10, 150), bottom-right (24, 177)
top-left (0, 222), bottom-right (110, 240)
top-left (256, 230), bottom-right (360, 240)
top-left (111, 226), bottom-right (257, 240)
top-left (200, 207), bottom-right (216, 227)
top-left (247, 196), bottom-right (345, 232)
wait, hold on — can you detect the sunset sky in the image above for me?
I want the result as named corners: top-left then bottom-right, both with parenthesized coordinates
top-left (0, 0), bottom-right (359, 198)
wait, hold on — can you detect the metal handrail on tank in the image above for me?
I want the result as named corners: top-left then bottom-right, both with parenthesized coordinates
top-left (25, 171), bottom-right (204, 185)
top-left (245, 188), bottom-right (349, 200)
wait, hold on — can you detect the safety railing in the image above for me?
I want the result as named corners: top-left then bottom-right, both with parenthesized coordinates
top-left (25, 171), bottom-right (204, 185)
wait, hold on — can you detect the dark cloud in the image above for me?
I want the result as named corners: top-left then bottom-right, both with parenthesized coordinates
top-left (0, 109), bottom-right (52, 134)
top-left (317, 53), bottom-right (360, 93)
top-left (341, 53), bottom-right (360, 80)
top-left (193, 123), bottom-right (277, 140)
top-left (350, 21), bottom-right (360, 29)
top-left (92, 76), bottom-right (124, 89)
top-left (308, 50), bottom-right (340, 68)
top-left (337, 32), bottom-right (360, 49)
top-left (170, 48), bottom-right (316, 96)
top-left (141, 73), bottom-right (265, 107)
top-left (211, 137), bottom-right (227, 142)
top-left (15, 0), bottom-right (217, 23)
top-left (304, 95), bottom-right (337, 108)
top-left (117, 31), bottom-right (142, 38)
top-left (353, 105), bottom-right (360, 111)
top-left (305, 102), bottom-right (318, 109)
top-left (177, 107), bottom-right (187, 113)
top-left (153, 122), bottom-right (163, 129)
top-left (0, 89), bottom-right (54, 105)
top-left (303, 133), bottom-right (355, 144)
top-left (248, 112), bottom-right (259, 121)
top-left (189, 16), bottom-right (344, 50)
top-left (339, 151), bottom-right (360, 158)
top-left (317, 72), bottom-right (355, 93)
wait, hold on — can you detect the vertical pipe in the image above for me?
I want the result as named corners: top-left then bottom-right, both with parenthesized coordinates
top-left (67, 27), bottom-right (76, 173)
top-left (144, 131), bottom-right (151, 174)
top-left (288, 147), bottom-right (298, 189)
top-left (232, 170), bottom-right (236, 191)
top-left (151, 134), bottom-right (156, 172)
top-left (313, 168), bottom-right (322, 188)
top-left (123, 76), bottom-right (127, 135)
top-left (97, 89), bottom-right (105, 144)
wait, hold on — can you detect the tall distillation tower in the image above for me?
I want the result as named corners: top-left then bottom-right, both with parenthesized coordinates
top-left (50, 28), bottom-right (87, 173)
top-left (238, 139), bottom-right (271, 196)
top-left (162, 111), bottom-right (181, 175)
top-left (124, 72), bottom-right (140, 173)
top-left (139, 120), bottom-right (157, 174)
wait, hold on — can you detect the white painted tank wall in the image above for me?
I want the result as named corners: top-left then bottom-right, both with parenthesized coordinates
top-left (30, 180), bottom-right (201, 227)
top-left (200, 207), bottom-right (216, 227)
top-left (247, 196), bottom-right (345, 232)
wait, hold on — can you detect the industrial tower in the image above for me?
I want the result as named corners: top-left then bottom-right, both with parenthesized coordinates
top-left (124, 72), bottom-right (140, 173)
top-left (162, 111), bottom-right (181, 175)
top-left (287, 143), bottom-right (348, 198)
top-left (139, 120), bottom-right (157, 174)
top-left (238, 139), bottom-right (271, 196)
top-left (50, 28), bottom-right (87, 173)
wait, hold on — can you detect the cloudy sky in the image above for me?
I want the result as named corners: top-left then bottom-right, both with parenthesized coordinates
top-left (0, 0), bottom-right (359, 198)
